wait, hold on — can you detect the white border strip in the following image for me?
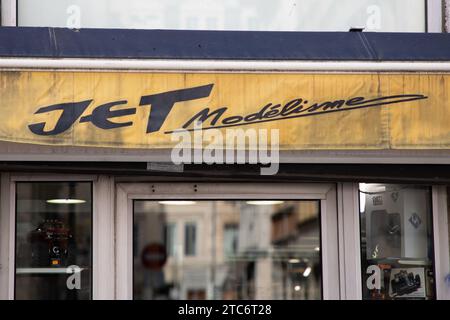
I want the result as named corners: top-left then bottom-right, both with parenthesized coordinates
top-left (1, 58), bottom-right (450, 72)
top-left (432, 186), bottom-right (450, 300)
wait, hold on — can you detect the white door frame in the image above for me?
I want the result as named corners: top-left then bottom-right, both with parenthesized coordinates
top-left (115, 182), bottom-right (340, 300)
top-left (337, 183), bottom-right (363, 300)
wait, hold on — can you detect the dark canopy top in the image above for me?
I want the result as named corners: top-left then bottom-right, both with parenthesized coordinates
top-left (0, 27), bottom-right (450, 61)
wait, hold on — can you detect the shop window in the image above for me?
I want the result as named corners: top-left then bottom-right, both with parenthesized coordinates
top-left (15, 182), bottom-right (92, 300)
top-left (359, 184), bottom-right (435, 300)
top-left (18, 0), bottom-right (425, 32)
top-left (133, 200), bottom-right (321, 300)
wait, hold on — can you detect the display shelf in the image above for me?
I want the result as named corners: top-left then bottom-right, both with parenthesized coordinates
top-left (16, 267), bottom-right (87, 274)
top-left (367, 257), bottom-right (432, 266)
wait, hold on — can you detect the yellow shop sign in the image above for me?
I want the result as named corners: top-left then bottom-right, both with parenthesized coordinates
top-left (0, 71), bottom-right (449, 149)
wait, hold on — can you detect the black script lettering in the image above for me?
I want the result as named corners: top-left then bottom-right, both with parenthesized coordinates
top-left (243, 104), bottom-right (272, 122)
top-left (182, 107), bottom-right (227, 129)
top-left (140, 84), bottom-right (214, 133)
top-left (345, 97), bottom-right (365, 106)
top-left (222, 115), bottom-right (243, 125)
top-left (262, 104), bottom-right (282, 119)
top-left (322, 100), bottom-right (345, 110)
top-left (28, 100), bottom-right (92, 136)
top-left (344, 94), bottom-right (427, 107)
top-left (280, 99), bottom-right (306, 116)
top-left (79, 100), bottom-right (136, 129)
top-left (307, 100), bottom-right (345, 112)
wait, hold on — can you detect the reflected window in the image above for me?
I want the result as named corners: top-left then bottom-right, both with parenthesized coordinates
top-left (133, 200), bottom-right (322, 300)
top-left (223, 224), bottom-right (239, 257)
top-left (15, 182), bottom-right (92, 300)
top-left (164, 223), bottom-right (177, 257)
top-left (184, 223), bottom-right (197, 256)
top-left (359, 184), bottom-right (435, 300)
top-left (18, 0), bottom-right (426, 32)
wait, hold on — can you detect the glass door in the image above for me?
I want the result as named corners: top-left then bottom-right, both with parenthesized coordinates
top-left (115, 183), bottom-right (340, 300)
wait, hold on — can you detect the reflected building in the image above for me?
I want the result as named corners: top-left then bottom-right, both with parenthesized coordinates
top-left (133, 200), bottom-right (321, 300)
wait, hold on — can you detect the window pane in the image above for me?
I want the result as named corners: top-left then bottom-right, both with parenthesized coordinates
top-left (133, 200), bottom-right (321, 300)
top-left (164, 224), bottom-right (177, 257)
top-left (223, 224), bottom-right (239, 257)
top-left (15, 182), bottom-right (92, 300)
top-left (184, 223), bottom-right (197, 256)
top-left (359, 184), bottom-right (435, 300)
top-left (18, 0), bottom-right (425, 32)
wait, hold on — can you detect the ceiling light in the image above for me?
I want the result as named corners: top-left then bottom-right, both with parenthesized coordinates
top-left (288, 258), bottom-right (300, 264)
top-left (359, 191), bottom-right (366, 213)
top-left (158, 201), bottom-right (197, 205)
top-left (303, 267), bottom-right (312, 277)
top-left (398, 260), bottom-right (428, 266)
top-left (246, 201), bottom-right (284, 206)
top-left (46, 198), bottom-right (86, 204)
top-left (359, 183), bottom-right (386, 193)
top-left (314, 247), bottom-right (320, 252)
top-left (294, 285), bottom-right (301, 291)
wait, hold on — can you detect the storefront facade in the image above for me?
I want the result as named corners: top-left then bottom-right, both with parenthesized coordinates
top-left (0, 0), bottom-right (449, 300)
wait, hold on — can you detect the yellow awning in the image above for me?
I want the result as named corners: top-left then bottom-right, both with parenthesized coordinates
top-left (0, 71), bottom-right (448, 150)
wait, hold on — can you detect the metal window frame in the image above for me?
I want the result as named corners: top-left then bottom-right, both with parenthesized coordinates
top-left (115, 182), bottom-right (340, 300)
top-left (0, 173), bottom-right (115, 300)
top-left (3, 0), bottom-right (442, 31)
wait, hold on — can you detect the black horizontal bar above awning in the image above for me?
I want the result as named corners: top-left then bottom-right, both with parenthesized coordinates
top-left (1, 27), bottom-right (450, 61)
top-left (0, 162), bottom-right (449, 184)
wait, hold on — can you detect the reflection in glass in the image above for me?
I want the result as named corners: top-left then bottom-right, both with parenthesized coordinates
top-left (223, 224), bottom-right (238, 257)
top-left (184, 223), bottom-right (197, 256)
top-left (359, 184), bottom-right (435, 300)
top-left (133, 200), bottom-right (321, 300)
top-left (15, 182), bottom-right (92, 300)
top-left (164, 223), bottom-right (177, 257)
top-left (18, 0), bottom-right (425, 32)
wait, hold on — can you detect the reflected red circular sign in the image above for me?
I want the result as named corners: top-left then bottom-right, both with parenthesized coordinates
top-left (141, 243), bottom-right (167, 270)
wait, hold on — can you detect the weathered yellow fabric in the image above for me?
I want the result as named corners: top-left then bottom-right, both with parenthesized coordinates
top-left (0, 71), bottom-right (448, 149)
